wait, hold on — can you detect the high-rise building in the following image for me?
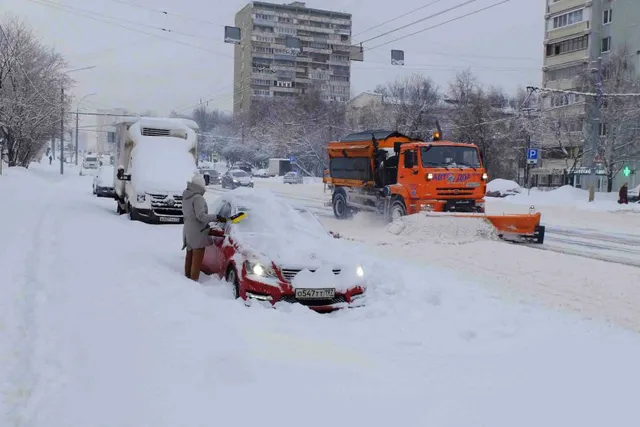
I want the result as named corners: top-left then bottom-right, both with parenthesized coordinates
top-left (539, 0), bottom-right (640, 189)
top-left (232, 1), bottom-right (352, 114)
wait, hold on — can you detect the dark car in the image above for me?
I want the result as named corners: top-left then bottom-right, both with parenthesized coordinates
top-left (221, 169), bottom-right (254, 189)
top-left (200, 168), bottom-right (221, 185)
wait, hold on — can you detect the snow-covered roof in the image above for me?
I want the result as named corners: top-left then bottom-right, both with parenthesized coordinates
top-left (117, 117), bottom-right (200, 131)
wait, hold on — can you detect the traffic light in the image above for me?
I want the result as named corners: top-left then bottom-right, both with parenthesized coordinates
top-left (623, 165), bottom-right (631, 177)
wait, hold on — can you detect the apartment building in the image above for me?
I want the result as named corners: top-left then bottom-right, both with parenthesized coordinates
top-left (539, 0), bottom-right (640, 189)
top-left (232, 1), bottom-right (352, 114)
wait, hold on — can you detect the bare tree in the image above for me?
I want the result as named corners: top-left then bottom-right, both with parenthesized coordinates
top-left (374, 73), bottom-right (440, 137)
top-left (447, 70), bottom-right (518, 178)
top-left (575, 47), bottom-right (640, 191)
top-left (0, 17), bottom-right (71, 167)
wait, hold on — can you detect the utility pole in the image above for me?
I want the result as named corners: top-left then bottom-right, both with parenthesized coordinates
top-left (590, 57), bottom-right (604, 190)
top-left (75, 111), bottom-right (79, 165)
top-left (60, 86), bottom-right (64, 175)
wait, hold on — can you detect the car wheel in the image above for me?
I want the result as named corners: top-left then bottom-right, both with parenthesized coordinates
top-left (226, 266), bottom-right (240, 299)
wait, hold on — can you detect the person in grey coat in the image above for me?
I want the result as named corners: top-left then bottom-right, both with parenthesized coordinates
top-left (182, 173), bottom-right (218, 281)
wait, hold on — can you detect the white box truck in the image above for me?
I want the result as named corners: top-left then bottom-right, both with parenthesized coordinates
top-left (267, 158), bottom-right (291, 177)
top-left (114, 117), bottom-right (200, 224)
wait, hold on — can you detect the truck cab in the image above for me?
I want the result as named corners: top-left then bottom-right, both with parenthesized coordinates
top-left (382, 140), bottom-right (488, 215)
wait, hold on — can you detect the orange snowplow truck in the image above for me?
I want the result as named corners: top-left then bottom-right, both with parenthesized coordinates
top-left (323, 129), bottom-right (545, 244)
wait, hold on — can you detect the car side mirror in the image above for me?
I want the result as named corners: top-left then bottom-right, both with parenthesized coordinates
top-left (209, 227), bottom-right (225, 238)
top-left (403, 151), bottom-right (416, 169)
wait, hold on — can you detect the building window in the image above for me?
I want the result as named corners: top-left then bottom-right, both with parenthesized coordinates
top-left (546, 65), bottom-right (585, 81)
top-left (275, 80), bottom-right (292, 88)
top-left (276, 27), bottom-right (296, 35)
top-left (252, 89), bottom-right (270, 97)
top-left (252, 78), bottom-right (271, 86)
top-left (107, 131), bottom-right (116, 143)
top-left (603, 8), bottom-right (612, 24)
top-left (550, 93), bottom-right (580, 107)
top-left (546, 35), bottom-right (589, 57)
top-left (255, 13), bottom-right (273, 21)
top-left (552, 9), bottom-right (584, 29)
top-left (601, 36), bottom-right (611, 53)
top-left (599, 123), bottom-right (607, 137)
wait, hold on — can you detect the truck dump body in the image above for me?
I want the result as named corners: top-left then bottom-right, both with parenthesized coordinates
top-left (325, 129), bottom-right (545, 244)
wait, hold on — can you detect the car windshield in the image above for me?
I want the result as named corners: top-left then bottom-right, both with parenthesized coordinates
top-left (85, 157), bottom-right (97, 162)
top-left (232, 171), bottom-right (248, 177)
top-left (230, 203), bottom-right (326, 237)
top-left (420, 146), bottom-right (481, 168)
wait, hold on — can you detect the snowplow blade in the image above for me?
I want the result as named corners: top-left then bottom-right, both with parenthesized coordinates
top-left (423, 212), bottom-right (545, 244)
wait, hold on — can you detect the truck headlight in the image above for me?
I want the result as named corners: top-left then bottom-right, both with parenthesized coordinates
top-left (356, 265), bottom-right (365, 278)
top-left (426, 173), bottom-right (433, 181)
top-left (137, 193), bottom-right (146, 202)
top-left (481, 173), bottom-right (488, 181)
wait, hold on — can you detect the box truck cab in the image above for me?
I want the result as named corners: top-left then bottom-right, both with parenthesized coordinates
top-left (114, 117), bottom-right (199, 224)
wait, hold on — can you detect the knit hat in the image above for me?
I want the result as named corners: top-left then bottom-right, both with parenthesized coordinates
top-left (190, 173), bottom-right (206, 189)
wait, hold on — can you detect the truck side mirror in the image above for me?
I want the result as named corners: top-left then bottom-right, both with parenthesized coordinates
top-left (403, 151), bottom-right (416, 169)
top-left (117, 167), bottom-right (131, 181)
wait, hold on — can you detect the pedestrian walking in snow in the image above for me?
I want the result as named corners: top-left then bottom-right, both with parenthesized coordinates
top-left (49, 155), bottom-right (52, 165)
top-left (618, 182), bottom-right (628, 204)
top-left (182, 173), bottom-right (218, 281)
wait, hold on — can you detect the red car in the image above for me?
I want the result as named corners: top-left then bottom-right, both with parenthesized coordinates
top-left (201, 188), bottom-right (367, 312)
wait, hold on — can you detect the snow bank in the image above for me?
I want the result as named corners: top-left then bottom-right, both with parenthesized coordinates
top-left (486, 178), bottom-right (521, 197)
top-left (387, 213), bottom-right (498, 245)
top-left (504, 185), bottom-right (640, 213)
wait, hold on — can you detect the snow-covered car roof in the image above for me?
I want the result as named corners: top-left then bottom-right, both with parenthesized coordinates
top-left (210, 188), bottom-right (361, 270)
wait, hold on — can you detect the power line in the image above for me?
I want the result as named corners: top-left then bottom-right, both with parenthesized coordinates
top-left (359, 0), bottom-right (478, 45)
top-left (352, 0), bottom-right (448, 38)
top-left (366, 0), bottom-right (511, 51)
top-left (104, 0), bottom-right (225, 28)
top-left (530, 86), bottom-right (640, 97)
top-left (35, 0), bottom-right (200, 38)
top-left (25, 0), bottom-right (233, 59)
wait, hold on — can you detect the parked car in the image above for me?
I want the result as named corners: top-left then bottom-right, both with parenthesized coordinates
top-left (201, 188), bottom-right (366, 312)
top-left (629, 184), bottom-right (640, 203)
top-left (252, 168), bottom-right (269, 178)
top-left (221, 169), bottom-right (254, 189)
top-left (235, 162), bottom-right (253, 174)
top-left (199, 168), bottom-right (221, 185)
top-left (283, 171), bottom-right (303, 184)
top-left (92, 165), bottom-right (116, 198)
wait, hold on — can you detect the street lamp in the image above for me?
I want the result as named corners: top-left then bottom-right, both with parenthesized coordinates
top-left (60, 65), bottom-right (96, 174)
top-left (75, 92), bottom-right (97, 165)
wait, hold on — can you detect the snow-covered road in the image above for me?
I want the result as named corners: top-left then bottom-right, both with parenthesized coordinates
top-left (208, 182), bottom-right (640, 331)
top-left (3, 164), bottom-right (640, 427)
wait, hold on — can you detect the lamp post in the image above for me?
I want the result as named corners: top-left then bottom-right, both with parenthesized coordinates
top-left (75, 92), bottom-right (97, 165)
top-left (60, 65), bottom-right (96, 174)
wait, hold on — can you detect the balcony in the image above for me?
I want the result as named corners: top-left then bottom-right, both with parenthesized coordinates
top-left (543, 77), bottom-right (578, 90)
top-left (547, 0), bottom-right (589, 16)
top-left (546, 21), bottom-right (589, 41)
top-left (544, 49), bottom-right (589, 67)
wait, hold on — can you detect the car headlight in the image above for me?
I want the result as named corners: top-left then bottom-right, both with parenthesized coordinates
top-left (137, 193), bottom-right (146, 202)
top-left (356, 265), bottom-right (364, 278)
top-left (233, 179), bottom-right (238, 183)
top-left (245, 260), bottom-right (276, 278)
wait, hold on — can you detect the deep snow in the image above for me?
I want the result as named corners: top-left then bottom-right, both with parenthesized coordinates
top-left (2, 162), bottom-right (640, 426)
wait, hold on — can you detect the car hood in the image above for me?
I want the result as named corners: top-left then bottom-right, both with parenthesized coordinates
top-left (233, 176), bottom-right (251, 183)
top-left (233, 231), bottom-right (357, 270)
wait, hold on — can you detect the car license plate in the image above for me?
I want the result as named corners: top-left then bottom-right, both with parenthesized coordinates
top-left (159, 216), bottom-right (179, 223)
top-left (295, 288), bottom-right (335, 299)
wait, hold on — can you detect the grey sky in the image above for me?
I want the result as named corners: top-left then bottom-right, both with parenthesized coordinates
top-left (4, 0), bottom-right (543, 116)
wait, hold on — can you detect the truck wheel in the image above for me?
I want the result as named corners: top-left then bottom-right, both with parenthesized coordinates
top-left (128, 203), bottom-right (138, 221)
top-left (116, 201), bottom-right (125, 215)
top-left (333, 192), bottom-right (350, 219)
top-left (387, 199), bottom-right (406, 222)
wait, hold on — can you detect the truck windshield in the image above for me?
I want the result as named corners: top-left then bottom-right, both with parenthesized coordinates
top-left (420, 146), bottom-right (481, 168)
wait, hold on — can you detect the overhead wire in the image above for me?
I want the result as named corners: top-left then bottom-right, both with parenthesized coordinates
top-left (104, 0), bottom-right (226, 28)
top-left (352, 0), bottom-right (449, 38)
top-left (25, 0), bottom-right (233, 59)
top-left (358, 0), bottom-right (479, 45)
top-left (365, 0), bottom-right (511, 51)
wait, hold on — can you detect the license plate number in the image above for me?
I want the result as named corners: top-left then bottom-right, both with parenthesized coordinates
top-left (159, 216), bottom-right (180, 223)
top-left (294, 288), bottom-right (335, 299)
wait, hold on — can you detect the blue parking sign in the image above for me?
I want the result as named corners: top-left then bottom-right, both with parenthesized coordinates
top-left (526, 148), bottom-right (539, 164)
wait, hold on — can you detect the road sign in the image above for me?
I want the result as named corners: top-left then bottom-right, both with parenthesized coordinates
top-left (526, 148), bottom-right (539, 165)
